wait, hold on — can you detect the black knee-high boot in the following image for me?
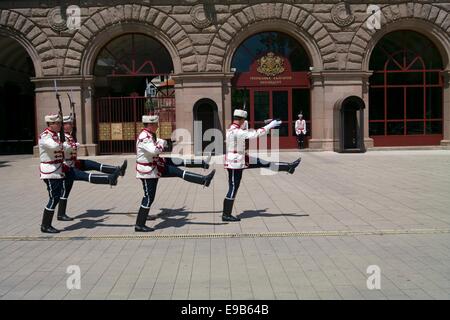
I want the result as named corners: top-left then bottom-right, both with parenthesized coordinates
top-left (88, 168), bottom-right (121, 185)
top-left (57, 199), bottom-right (74, 221)
top-left (99, 160), bottom-right (127, 177)
top-left (182, 169), bottom-right (216, 187)
top-left (274, 158), bottom-right (302, 174)
top-left (222, 198), bottom-right (240, 222)
top-left (41, 209), bottom-right (60, 233)
top-left (135, 206), bottom-right (154, 232)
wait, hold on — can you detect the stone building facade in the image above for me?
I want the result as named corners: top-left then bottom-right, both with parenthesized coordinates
top-left (0, 1), bottom-right (449, 155)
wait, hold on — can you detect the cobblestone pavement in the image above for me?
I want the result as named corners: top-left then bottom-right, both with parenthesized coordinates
top-left (0, 151), bottom-right (449, 299)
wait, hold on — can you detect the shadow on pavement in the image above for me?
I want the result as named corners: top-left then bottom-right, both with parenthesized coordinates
top-left (0, 161), bottom-right (10, 168)
top-left (74, 208), bottom-right (134, 219)
top-left (237, 208), bottom-right (309, 220)
top-left (65, 208), bottom-right (133, 231)
top-left (151, 207), bottom-right (227, 230)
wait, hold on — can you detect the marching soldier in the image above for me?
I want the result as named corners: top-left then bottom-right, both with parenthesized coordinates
top-left (56, 115), bottom-right (128, 221)
top-left (39, 114), bottom-right (66, 233)
top-left (39, 114), bottom-right (122, 233)
top-left (295, 113), bottom-right (307, 149)
top-left (222, 109), bottom-right (301, 222)
top-left (135, 114), bottom-right (216, 232)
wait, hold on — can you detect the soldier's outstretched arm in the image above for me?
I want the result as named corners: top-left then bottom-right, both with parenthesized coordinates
top-left (239, 120), bottom-right (282, 140)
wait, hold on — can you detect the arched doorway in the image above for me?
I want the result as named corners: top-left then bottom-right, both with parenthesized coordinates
top-left (193, 99), bottom-right (219, 155)
top-left (93, 33), bottom-right (175, 154)
top-left (0, 36), bottom-right (36, 154)
top-left (334, 96), bottom-right (366, 153)
top-left (368, 31), bottom-right (444, 146)
top-left (231, 32), bottom-right (311, 149)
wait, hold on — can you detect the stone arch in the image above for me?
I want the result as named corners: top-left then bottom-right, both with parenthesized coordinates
top-left (0, 9), bottom-right (57, 77)
top-left (64, 4), bottom-right (196, 75)
top-left (206, 3), bottom-right (337, 72)
top-left (347, 2), bottom-right (450, 70)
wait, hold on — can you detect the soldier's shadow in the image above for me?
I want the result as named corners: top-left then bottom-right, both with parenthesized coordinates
top-left (150, 207), bottom-right (227, 230)
top-left (237, 208), bottom-right (309, 220)
top-left (65, 208), bottom-right (133, 230)
top-left (0, 161), bottom-right (10, 168)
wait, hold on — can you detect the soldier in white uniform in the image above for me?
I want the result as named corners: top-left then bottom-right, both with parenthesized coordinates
top-left (39, 114), bottom-right (122, 233)
top-left (222, 109), bottom-right (302, 222)
top-left (134, 114), bottom-right (216, 232)
top-left (57, 115), bottom-right (128, 221)
top-left (295, 113), bottom-right (307, 149)
top-left (39, 114), bottom-right (66, 233)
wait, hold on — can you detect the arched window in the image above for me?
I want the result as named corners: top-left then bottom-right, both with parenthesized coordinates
top-left (94, 33), bottom-right (173, 77)
top-left (369, 31), bottom-right (444, 146)
top-left (231, 32), bottom-right (311, 149)
top-left (93, 34), bottom-right (175, 154)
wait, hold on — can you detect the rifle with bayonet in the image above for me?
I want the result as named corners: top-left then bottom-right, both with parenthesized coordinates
top-left (54, 80), bottom-right (65, 143)
top-left (67, 90), bottom-right (77, 142)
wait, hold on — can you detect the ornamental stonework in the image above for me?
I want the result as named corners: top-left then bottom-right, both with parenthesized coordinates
top-left (331, 2), bottom-right (355, 27)
top-left (190, 4), bottom-right (212, 29)
top-left (47, 7), bottom-right (67, 32)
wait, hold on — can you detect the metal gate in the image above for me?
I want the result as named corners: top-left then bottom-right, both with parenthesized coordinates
top-left (95, 96), bottom-right (175, 154)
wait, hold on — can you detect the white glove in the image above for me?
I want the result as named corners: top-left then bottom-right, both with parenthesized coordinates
top-left (267, 120), bottom-right (282, 130)
top-left (157, 138), bottom-right (167, 149)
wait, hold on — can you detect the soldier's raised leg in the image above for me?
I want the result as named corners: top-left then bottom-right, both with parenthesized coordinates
top-left (162, 164), bottom-right (216, 187)
top-left (69, 166), bottom-right (121, 185)
top-left (164, 155), bottom-right (211, 170)
top-left (78, 159), bottom-right (128, 177)
top-left (248, 156), bottom-right (301, 174)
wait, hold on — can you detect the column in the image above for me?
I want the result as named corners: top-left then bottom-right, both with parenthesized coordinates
top-left (31, 76), bottom-right (97, 156)
top-left (308, 71), bottom-right (373, 151)
top-left (171, 72), bottom-right (234, 155)
top-left (440, 69), bottom-right (450, 147)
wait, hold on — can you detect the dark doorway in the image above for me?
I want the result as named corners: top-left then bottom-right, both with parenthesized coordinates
top-left (334, 96), bottom-right (366, 153)
top-left (343, 107), bottom-right (358, 149)
top-left (193, 99), bottom-right (219, 155)
top-left (0, 36), bottom-right (36, 154)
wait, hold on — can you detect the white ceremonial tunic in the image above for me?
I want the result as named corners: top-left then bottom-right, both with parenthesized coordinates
top-left (62, 132), bottom-right (80, 168)
top-left (136, 128), bottom-right (166, 179)
top-left (39, 128), bottom-right (65, 179)
top-left (224, 122), bottom-right (273, 169)
top-left (295, 119), bottom-right (307, 135)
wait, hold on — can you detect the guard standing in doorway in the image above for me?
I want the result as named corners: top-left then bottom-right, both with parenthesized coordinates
top-left (295, 113), bottom-right (307, 149)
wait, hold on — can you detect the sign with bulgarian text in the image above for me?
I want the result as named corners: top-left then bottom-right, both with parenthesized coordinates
top-left (232, 52), bottom-right (310, 88)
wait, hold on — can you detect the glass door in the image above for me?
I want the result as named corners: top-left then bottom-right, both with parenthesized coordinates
top-left (250, 89), bottom-right (292, 148)
top-left (272, 91), bottom-right (289, 137)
